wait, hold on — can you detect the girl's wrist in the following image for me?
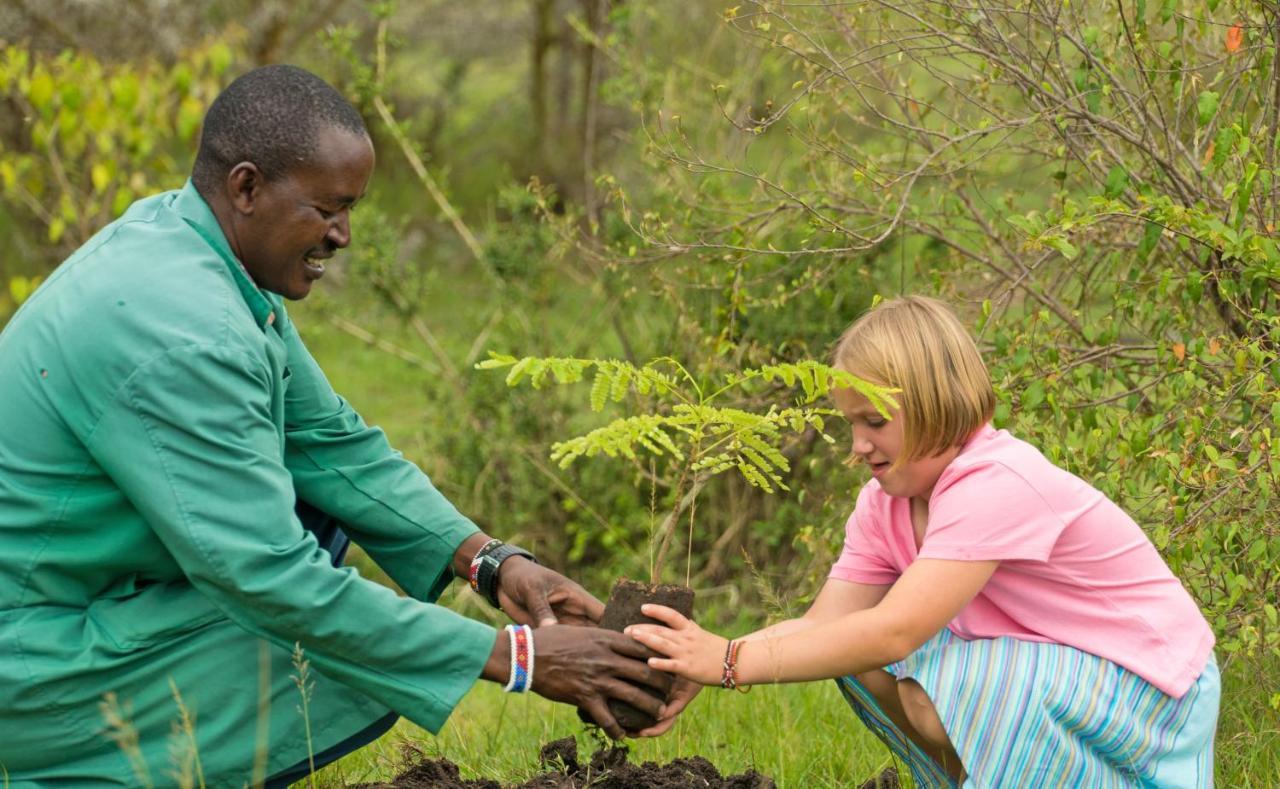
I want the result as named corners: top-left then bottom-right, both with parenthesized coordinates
top-left (719, 638), bottom-right (751, 692)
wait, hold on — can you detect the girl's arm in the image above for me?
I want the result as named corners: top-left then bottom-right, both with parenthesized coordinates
top-left (740, 579), bottom-right (890, 643)
top-left (628, 558), bottom-right (997, 686)
top-left (631, 578), bottom-right (888, 736)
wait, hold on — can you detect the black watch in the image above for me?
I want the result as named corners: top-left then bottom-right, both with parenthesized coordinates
top-left (475, 543), bottom-right (537, 608)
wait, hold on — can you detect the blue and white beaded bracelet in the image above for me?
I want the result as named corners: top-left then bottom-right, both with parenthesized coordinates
top-left (503, 624), bottom-right (535, 693)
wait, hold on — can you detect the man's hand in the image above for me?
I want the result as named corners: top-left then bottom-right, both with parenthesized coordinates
top-left (496, 558), bottom-right (604, 628)
top-left (483, 624), bottom-right (673, 740)
top-left (632, 676), bottom-right (702, 737)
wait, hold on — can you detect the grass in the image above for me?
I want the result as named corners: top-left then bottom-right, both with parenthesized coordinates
top-left (314, 679), bottom-right (895, 787)
top-left (310, 646), bottom-right (1280, 787)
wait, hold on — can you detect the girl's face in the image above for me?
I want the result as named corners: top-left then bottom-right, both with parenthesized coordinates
top-left (831, 387), bottom-right (960, 503)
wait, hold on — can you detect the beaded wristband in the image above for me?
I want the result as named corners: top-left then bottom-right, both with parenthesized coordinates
top-left (472, 542), bottom-right (538, 609)
top-left (468, 539), bottom-right (503, 595)
top-left (503, 624), bottom-right (534, 693)
top-left (720, 639), bottom-right (749, 692)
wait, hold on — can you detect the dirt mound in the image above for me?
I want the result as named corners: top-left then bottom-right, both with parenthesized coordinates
top-left (360, 737), bottom-right (775, 788)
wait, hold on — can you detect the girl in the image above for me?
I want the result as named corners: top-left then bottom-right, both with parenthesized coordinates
top-left (628, 296), bottom-right (1219, 787)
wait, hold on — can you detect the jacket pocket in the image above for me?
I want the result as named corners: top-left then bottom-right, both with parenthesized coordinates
top-left (87, 580), bottom-right (225, 651)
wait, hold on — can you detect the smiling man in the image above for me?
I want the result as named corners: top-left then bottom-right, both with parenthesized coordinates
top-left (0, 65), bottom-right (670, 785)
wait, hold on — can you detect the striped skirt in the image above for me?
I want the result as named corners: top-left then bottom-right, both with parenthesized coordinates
top-left (837, 629), bottom-right (1219, 787)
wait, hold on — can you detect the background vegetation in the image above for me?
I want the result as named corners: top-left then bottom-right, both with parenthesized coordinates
top-left (1, 0), bottom-right (1276, 784)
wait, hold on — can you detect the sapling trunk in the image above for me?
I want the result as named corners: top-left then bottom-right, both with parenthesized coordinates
top-left (648, 474), bottom-right (707, 585)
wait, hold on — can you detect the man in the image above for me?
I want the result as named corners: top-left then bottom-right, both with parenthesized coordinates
top-left (0, 64), bottom-right (672, 784)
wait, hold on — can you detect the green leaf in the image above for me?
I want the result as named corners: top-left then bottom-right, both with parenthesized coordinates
top-left (474, 352), bottom-right (517, 370)
top-left (736, 462), bottom-right (774, 492)
top-left (1085, 87), bottom-right (1102, 114)
top-left (28, 70), bottom-right (55, 113)
top-left (589, 367), bottom-right (612, 412)
top-left (1212, 126), bottom-right (1237, 168)
top-left (1023, 379), bottom-right (1046, 410)
top-left (609, 364), bottom-right (631, 403)
top-left (1104, 165), bottom-right (1129, 198)
top-left (208, 42), bottom-right (234, 75)
top-left (90, 162), bottom-right (111, 195)
top-left (176, 96), bottom-right (204, 143)
top-left (1138, 220), bottom-right (1163, 260)
top-left (504, 357), bottom-right (534, 387)
top-left (1006, 213), bottom-right (1041, 235)
top-left (1160, 0), bottom-right (1175, 24)
top-left (8, 276), bottom-right (31, 304)
top-left (110, 73), bottom-right (140, 111)
top-left (48, 216), bottom-right (66, 243)
top-left (1187, 273), bottom-right (1203, 303)
top-left (1196, 91), bottom-right (1220, 127)
top-left (1044, 235), bottom-right (1078, 260)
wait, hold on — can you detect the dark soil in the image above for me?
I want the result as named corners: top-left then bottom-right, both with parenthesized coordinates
top-left (589, 579), bottom-right (696, 732)
top-left (360, 737), bottom-right (775, 788)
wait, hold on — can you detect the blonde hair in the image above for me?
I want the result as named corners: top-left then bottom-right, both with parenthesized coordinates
top-left (833, 295), bottom-right (995, 461)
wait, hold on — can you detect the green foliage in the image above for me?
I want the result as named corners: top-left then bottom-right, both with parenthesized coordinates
top-left (0, 38), bottom-right (236, 244)
top-left (571, 0), bottom-right (1280, 675)
top-left (0, 36), bottom-right (240, 320)
top-left (480, 353), bottom-right (892, 581)
top-left (480, 354), bottom-right (889, 490)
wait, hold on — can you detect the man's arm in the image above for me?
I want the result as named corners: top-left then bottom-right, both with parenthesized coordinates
top-left (90, 343), bottom-right (498, 732)
top-left (280, 319), bottom-right (606, 626)
top-left (90, 342), bottom-right (665, 738)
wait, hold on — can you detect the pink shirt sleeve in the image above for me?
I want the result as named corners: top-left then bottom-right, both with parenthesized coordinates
top-left (919, 461), bottom-right (1067, 562)
top-left (828, 486), bottom-right (899, 585)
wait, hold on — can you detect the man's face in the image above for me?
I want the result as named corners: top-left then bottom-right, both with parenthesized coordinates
top-left (236, 126), bottom-right (375, 300)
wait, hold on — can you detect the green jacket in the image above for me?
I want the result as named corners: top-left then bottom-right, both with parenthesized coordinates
top-left (0, 181), bottom-right (496, 783)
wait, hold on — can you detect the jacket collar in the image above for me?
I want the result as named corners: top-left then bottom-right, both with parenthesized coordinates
top-left (172, 179), bottom-right (279, 331)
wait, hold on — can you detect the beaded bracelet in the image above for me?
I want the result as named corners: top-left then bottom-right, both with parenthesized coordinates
top-left (720, 639), bottom-right (749, 692)
top-left (503, 624), bottom-right (534, 693)
top-left (468, 539), bottom-right (503, 595)
top-left (470, 540), bottom-right (538, 609)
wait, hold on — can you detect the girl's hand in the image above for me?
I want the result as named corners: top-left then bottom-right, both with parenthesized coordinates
top-left (624, 603), bottom-right (727, 686)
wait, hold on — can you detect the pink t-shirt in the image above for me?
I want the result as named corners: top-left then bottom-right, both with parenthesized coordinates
top-left (829, 424), bottom-right (1214, 698)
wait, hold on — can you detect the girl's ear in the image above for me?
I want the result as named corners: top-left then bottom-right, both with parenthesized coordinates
top-left (225, 162), bottom-right (263, 215)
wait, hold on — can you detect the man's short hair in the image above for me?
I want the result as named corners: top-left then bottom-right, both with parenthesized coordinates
top-left (833, 295), bottom-right (996, 461)
top-left (191, 64), bottom-right (368, 195)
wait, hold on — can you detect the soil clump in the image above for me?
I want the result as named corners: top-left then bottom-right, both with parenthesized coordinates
top-left (360, 737), bottom-right (774, 788)
top-left (591, 580), bottom-right (696, 732)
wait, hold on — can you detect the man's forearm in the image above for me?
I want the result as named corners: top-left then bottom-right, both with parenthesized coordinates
top-left (480, 628), bottom-right (510, 683)
top-left (452, 531), bottom-right (495, 578)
